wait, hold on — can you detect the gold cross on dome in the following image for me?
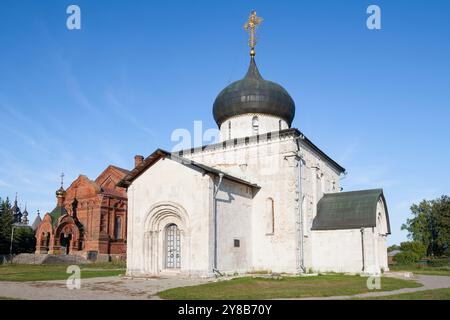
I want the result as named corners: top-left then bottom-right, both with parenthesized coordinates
top-left (244, 10), bottom-right (263, 57)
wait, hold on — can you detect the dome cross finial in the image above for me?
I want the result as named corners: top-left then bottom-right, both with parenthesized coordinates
top-left (244, 10), bottom-right (263, 57)
top-left (60, 171), bottom-right (65, 188)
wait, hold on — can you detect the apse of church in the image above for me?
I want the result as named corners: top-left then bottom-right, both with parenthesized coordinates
top-left (34, 165), bottom-right (129, 260)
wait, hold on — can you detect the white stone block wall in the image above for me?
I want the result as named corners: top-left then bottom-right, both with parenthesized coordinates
top-left (215, 179), bottom-right (253, 273)
top-left (311, 228), bottom-right (366, 273)
top-left (126, 126), bottom-right (387, 276)
top-left (184, 131), bottom-right (343, 274)
top-left (126, 158), bottom-right (213, 276)
top-left (219, 114), bottom-right (289, 141)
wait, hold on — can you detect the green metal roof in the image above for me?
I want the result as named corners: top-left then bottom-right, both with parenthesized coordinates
top-left (312, 189), bottom-right (390, 233)
top-left (49, 205), bottom-right (68, 228)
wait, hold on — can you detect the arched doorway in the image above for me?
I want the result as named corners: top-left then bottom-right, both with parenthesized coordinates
top-left (165, 224), bottom-right (181, 269)
top-left (45, 232), bottom-right (50, 251)
top-left (60, 233), bottom-right (72, 255)
top-left (54, 218), bottom-right (80, 255)
top-left (143, 202), bottom-right (190, 275)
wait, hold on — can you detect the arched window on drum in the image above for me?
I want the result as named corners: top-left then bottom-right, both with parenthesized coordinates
top-left (252, 116), bottom-right (259, 135)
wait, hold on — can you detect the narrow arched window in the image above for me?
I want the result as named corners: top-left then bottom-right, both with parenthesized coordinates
top-left (278, 119), bottom-right (282, 131)
top-left (228, 121), bottom-right (231, 140)
top-left (266, 198), bottom-right (274, 235)
top-left (252, 116), bottom-right (259, 135)
top-left (114, 216), bottom-right (122, 240)
top-left (378, 212), bottom-right (385, 235)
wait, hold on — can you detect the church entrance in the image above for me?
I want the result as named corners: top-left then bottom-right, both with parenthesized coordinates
top-left (60, 233), bottom-right (72, 255)
top-left (165, 224), bottom-right (181, 269)
top-left (45, 232), bottom-right (50, 252)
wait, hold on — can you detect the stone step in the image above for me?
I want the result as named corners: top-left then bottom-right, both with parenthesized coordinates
top-left (9, 253), bottom-right (92, 265)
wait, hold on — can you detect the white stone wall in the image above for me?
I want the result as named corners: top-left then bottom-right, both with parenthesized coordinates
top-left (376, 198), bottom-right (389, 272)
top-left (219, 114), bottom-right (289, 141)
top-left (126, 157), bottom-right (213, 276)
top-left (183, 131), bottom-right (342, 273)
top-left (184, 134), bottom-right (298, 273)
top-left (297, 142), bottom-right (342, 270)
top-left (126, 127), bottom-right (386, 276)
top-left (216, 178), bottom-right (253, 273)
top-left (311, 228), bottom-right (365, 273)
top-left (359, 199), bottom-right (390, 274)
top-left (311, 198), bottom-right (390, 275)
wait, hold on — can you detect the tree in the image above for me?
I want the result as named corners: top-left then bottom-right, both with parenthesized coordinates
top-left (0, 197), bottom-right (36, 254)
top-left (400, 241), bottom-right (427, 258)
top-left (0, 198), bottom-right (14, 254)
top-left (13, 227), bottom-right (36, 254)
top-left (388, 244), bottom-right (401, 252)
top-left (393, 241), bottom-right (427, 264)
top-left (402, 195), bottom-right (450, 257)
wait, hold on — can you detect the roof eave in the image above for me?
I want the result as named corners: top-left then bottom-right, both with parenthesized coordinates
top-left (117, 148), bottom-right (260, 190)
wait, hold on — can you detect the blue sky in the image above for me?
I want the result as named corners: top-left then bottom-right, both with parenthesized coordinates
top-left (0, 0), bottom-right (449, 245)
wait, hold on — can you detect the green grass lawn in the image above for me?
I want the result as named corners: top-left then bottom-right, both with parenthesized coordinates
top-left (0, 263), bottom-right (125, 282)
top-left (359, 287), bottom-right (450, 300)
top-left (389, 264), bottom-right (450, 276)
top-left (157, 275), bottom-right (422, 300)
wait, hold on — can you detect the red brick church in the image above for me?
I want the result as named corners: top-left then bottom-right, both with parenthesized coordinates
top-left (34, 165), bottom-right (129, 261)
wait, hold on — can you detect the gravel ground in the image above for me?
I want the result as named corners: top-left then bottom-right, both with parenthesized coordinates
top-left (0, 275), bottom-right (212, 300)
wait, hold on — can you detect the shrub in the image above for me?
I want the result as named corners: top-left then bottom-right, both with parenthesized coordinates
top-left (427, 258), bottom-right (450, 267)
top-left (399, 241), bottom-right (427, 258)
top-left (394, 251), bottom-right (421, 265)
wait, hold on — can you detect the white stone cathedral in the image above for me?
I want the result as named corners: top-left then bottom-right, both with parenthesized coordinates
top-left (119, 12), bottom-right (390, 277)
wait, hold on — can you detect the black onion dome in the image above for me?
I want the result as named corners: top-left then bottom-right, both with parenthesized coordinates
top-left (213, 57), bottom-right (296, 127)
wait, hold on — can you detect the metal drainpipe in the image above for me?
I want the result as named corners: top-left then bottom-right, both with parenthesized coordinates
top-left (360, 227), bottom-right (365, 272)
top-left (295, 136), bottom-right (306, 273)
top-left (9, 226), bottom-right (15, 263)
top-left (213, 173), bottom-right (224, 275)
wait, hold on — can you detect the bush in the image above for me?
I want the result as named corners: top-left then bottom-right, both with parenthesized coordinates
top-left (427, 258), bottom-right (450, 267)
top-left (394, 251), bottom-right (421, 265)
top-left (388, 245), bottom-right (401, 252)
top-left (400, 241), bottom-right (427, 258)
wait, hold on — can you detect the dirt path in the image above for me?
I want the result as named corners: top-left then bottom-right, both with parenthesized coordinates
top-left (0, 275), bottom-right (211, 300)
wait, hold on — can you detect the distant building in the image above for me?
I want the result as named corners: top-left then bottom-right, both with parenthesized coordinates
top-left (34, 165), bottom-right (129, 261)
top-left (31, 210), bottom-right (41, 231)
top-left (11, 194), bottom-right (23, 224)
top-left (388, 250), bottom-right (402, 265)
top-left (9, 194), bottom-right (30, 225)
